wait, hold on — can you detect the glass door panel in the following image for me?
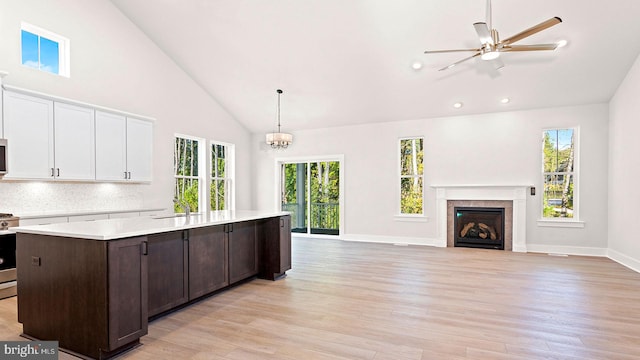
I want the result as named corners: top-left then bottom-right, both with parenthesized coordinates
top-left (281, 161), bottom-right (340, 235)
top-left (281, 163), bottom-right (308, 233)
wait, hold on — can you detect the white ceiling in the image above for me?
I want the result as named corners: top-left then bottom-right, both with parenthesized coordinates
top-left (110, 0), bottom-right (640, 133)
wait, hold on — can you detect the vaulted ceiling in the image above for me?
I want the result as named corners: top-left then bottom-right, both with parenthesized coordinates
top-left (110, 0), bottom-right (640, 133)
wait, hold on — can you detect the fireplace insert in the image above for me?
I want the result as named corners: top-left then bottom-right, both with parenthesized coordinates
top-left (454, 207), bottom-right (505, 250)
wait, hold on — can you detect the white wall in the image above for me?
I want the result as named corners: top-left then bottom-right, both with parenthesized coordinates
top-left (609, 52), bottom-right (640, 271)
top-left (253, 104), bottom-right (609, 250)
top-left (0, 0), bottom-right (252, 214)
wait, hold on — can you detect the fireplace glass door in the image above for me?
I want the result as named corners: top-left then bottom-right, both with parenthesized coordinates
top-left (454, 207), bottom-right (505, 250)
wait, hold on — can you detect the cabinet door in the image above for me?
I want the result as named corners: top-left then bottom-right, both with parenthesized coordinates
top-left (2, 91), bottom-right (54, 179)
top-left (189, 226), bottom-right (228, 299)
top-left (108, 236), bottom-right (148, 351)
top-left (279, 215), bottom-right (292, 274)
top-left (95, 111), bottom-right (127, 181)
top-left (54, 102), bottom-right (95, 180)
top-left (228, 222), bottom-right (258, 284)
top-left (147, 231), bottom-right (188, 317)
top-left (126, 118), bottom-right (153, 182)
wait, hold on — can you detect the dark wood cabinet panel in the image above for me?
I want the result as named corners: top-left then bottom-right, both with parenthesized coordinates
top-left (107, 237), bottom-right (148, 350)
top-left (147, 231), bottom-right (189, 317)
top-left (228, 221), bottom-right (258, 284)
top-left (16, 234), bottom-right (147, 359)
top-left (258, 215), bottom-right (292, 280)
top-left (188, 225), bottom-right (228, 299)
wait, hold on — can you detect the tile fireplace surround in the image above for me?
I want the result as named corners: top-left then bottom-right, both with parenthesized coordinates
top-left (432, 185), bottom-right (530, 252)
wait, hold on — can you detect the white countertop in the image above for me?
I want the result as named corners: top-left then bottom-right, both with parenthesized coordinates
top-left (13, 210), bottom-right (289, 240)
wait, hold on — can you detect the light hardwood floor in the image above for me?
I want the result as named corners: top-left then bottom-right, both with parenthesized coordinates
top-left (1, 237), bottom-right (640, 359)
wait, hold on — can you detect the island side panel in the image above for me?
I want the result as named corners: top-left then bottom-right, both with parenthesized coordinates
top-left (16, 234), bottom-right (109, 359)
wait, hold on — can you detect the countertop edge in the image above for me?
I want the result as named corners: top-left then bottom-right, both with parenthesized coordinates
top-left (14, 211), bottom-right (290, 240)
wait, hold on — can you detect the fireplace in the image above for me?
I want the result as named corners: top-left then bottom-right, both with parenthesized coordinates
top-left (433, 185), bottom-right (528, 252)
top-left (454, 207), bottom-right (505, 250)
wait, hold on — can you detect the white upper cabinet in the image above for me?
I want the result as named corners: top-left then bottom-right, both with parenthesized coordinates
top-left (95, 112), bottom-right (153, 182)
top-left (126, 117), bottom-right (153, 182)
top-left (54, 102), bottom-right (95, 180)
top-left (2, 88), bottom-right (152, 183)
top-left (3, 91), bottom-right (54, 179)
top-left (95, 111), bottom-right (127, 181)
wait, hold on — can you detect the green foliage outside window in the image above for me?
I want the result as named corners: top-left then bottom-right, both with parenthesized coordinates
top-left (400, 138), bottom-right (424, 214)
top-left (174, 137), bottom-right (199, 213)
top-left (542, 129), bottom-right (575, 218)
top-left (210, 144), bottom-right (227, 211)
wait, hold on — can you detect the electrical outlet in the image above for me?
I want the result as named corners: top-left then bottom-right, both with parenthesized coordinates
top-left (31, 256), bottom-right (41, 266)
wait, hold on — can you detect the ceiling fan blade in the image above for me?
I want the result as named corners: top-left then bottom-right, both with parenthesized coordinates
top-left (425, 48), bottom-right (481, 54)
top-left (438, 52), bottom-right (481, 71)
top-left (501, 44), bottom-right (558, 52)
top-left (473, 22), bottom-right (493, 45)
top-left (501, 17), bottom-right (562, 45)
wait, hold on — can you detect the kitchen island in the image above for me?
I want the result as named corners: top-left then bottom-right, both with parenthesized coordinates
top-left (14, 210), bottom-right (291, 360)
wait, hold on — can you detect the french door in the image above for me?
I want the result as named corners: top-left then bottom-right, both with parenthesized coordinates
top-left (280, 160), bottom-right (341, 235)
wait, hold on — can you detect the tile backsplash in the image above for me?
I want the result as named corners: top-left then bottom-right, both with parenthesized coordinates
top-left (0, 182), bottom-right (146, 215)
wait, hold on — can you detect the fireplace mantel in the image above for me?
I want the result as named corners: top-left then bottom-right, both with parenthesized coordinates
top-left (431, 184), bottom-right (532, 252)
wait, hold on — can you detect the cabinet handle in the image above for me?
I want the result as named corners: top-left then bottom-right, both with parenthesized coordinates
top-left (142, 241), bottom-right (148, 255)
top-left (280, 218), bottom-right (284, 227)
top-left (51, 168), bottom-right (55, 177)
top-left (229, 223), bottom-right (233, 233)
top-left (128, 171), bottom-right (131, 179)
top-left (124, 171), bottom-right (128, 179)
top-left (56, 168), bottom-right (60, 177)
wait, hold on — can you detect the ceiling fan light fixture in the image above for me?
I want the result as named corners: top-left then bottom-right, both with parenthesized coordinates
top-left (556, 39), bottom-right (568, 48)
top-left (453, 102), bottom-right (463, 109)
top-left (481, 51), bottom-right (500, 61)
top-left (501, 97), bottom-right (510, 104)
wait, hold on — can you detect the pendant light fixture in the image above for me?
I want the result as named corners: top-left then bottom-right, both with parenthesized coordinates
top-left (265, 89), bottom-right (293, 149)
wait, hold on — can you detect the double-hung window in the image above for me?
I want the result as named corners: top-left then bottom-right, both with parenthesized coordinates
top-left (542, 128), bottom-right (578, 219)
top-left (399, 137), bottom-right (424, 216)
top-left (174, 136), bottom-right (203, 213)
top-left (21, 22), bottom-right (70, 77)
top-left (210, 142), bottom-right (234, 211)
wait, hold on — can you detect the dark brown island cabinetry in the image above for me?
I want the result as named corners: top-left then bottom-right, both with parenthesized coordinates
top-left (17, 235), bottom-right (148, 360)
top-left (188, 225), bottom-right (228, 299)
top-left (147, 230), bottom-right (189, 317)
top-left (258, 215), bottom-right (292, 280)
top-left (15, 214), bottom-right (291, 360)
top-left (228, 221), bottom-right (259, 284)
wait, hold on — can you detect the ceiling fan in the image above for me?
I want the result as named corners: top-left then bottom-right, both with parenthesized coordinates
top-left (424, 0), bottom-right (563, 71)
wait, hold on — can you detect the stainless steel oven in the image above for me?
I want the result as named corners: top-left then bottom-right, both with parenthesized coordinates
top-left (0, 213), bottom-right (19, 299)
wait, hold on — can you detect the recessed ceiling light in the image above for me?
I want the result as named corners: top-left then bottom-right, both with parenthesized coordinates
top-left (556, 39), bottom-right (568, 48)
top-left (412, 61), bottom-right (423, 70)
top-left (501, 98), bottom-right (510, 104)
top-left (453, 102), bottom-right (463, 109)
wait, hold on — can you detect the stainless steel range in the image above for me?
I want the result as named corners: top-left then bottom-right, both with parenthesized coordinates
top-left (0, 213), bottom-right (19, 299)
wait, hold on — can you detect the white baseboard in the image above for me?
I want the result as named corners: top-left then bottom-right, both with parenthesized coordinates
top-left (607, 249), bottom-right (640, 273)
top-left (339, 233), bottom-right (442, 247)
top-left (512, 244), bottom-right (608, 257)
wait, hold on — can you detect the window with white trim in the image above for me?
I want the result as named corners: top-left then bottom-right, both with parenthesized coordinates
top-left (21, 22), bottom-right (70, 77)
top-left (399, 137), bottom-right (424, 215)
top-left (542, 128), bottom-right (577, 219)
top-left (210, 142), bottom-right (235, 211)
top-left (174, 136), bottom-right (203, 213)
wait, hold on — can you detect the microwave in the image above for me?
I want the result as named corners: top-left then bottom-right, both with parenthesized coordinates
top-left (0, 139), bottom-right (7, 176)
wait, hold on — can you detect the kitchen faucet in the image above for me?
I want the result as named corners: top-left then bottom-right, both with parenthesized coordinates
top-left (173, 197), bottom-right (191, 216)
